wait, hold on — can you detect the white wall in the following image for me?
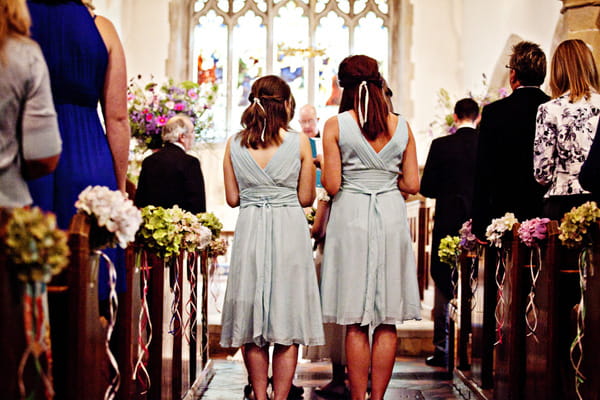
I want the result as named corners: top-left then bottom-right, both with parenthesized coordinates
top-left (94, 0), bottom-right (170, 81)
top-left (410, 0), bottom-right (562, 163)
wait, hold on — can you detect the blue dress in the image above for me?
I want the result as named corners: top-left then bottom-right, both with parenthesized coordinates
top-left (220, 132), bottom-right (324, 348)
top-left (27, 1), bottom-right (125, 298)
top-left (320, 112), bottom-right (422, 327)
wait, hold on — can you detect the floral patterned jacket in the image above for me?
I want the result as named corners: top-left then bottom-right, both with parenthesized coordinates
top-left (533, 91), bottom-right (600, 197)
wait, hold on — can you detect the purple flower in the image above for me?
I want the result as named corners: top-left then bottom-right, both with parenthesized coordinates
top-left (518, 218), bottom-right (550, 247)
top-left (459, 219), bottom-right (477, 251)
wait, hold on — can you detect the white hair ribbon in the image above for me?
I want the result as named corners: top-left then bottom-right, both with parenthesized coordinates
top-left (254, 98), bottom-right (267, 142)
top-left (358, 81), bottom-right (369, 128)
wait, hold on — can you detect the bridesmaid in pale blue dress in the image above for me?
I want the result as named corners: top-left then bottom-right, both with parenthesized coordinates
top-left (320, 55), bottom-right (421, 400)
top-left (221, 75), bottom-right (324, 400)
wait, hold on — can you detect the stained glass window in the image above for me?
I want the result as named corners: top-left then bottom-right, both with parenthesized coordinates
top-left (191, 0), bottom-right (394, 141)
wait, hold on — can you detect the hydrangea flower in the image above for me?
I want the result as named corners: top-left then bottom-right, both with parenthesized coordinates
top-left (485, 212), bottom-right (518, 248)
top-left (518, 217), bottom-right (551, 247)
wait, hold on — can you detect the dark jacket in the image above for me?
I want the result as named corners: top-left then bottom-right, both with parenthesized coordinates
top-left (421, 126), bottom-right (478, 298)
top-left (135, 143), bottom-right (206, 214)
top-left (471, 87), bottom-right (549, 238)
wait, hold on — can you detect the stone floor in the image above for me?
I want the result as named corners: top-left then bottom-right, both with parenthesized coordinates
top-left (201, 356), bottom-right (465, 400)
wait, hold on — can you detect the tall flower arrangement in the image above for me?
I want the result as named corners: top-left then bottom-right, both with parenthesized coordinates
top-left (127, 76), bottom-right (218, 150)
top-left (428, 74), bottom-right (509, 138)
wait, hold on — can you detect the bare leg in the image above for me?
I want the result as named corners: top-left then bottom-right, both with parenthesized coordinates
top-left (244, 343), bottom-right (270, 400)
top-left (370, 324), bottom-right (397, 400)
top-left (346, 324), bottom-right (370, 400)
top-left (271, 344), bottom-right (299, 400)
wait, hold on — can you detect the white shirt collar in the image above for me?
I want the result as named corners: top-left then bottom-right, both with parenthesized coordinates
top-left (172, 142), bottom-right (186, 152)
top-left (456, 121), bottom-right (476, 130)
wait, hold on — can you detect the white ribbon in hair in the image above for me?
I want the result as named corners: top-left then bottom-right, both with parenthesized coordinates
top-left (358, 81), bottom-right (369, 128)
top-left (254, 98), bottom-right (267, 142)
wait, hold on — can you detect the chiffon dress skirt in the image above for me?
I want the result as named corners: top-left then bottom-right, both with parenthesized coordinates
top-left (220, 132), bottom-right (324, 348)
top-left (321, 112), bottom-right (422, 327)
top-left (26, 1), bottom-right (125, 299)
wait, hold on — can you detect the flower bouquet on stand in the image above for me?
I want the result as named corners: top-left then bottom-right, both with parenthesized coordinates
top-left (3, 207), bottom-right (70, 399)
top-left (75, 185), bottom-right (142, 400)
top-left (485, 212), bottom-right (518, 345)
top-left (439, 235), bottom-right (461, 302)
top-left (518, 217), bottom-right (551, 341)
top-left (558, 201), bottom-right (600, 398)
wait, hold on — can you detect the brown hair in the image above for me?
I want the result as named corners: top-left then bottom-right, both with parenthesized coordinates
top-left (0, 0), bottom-right (31, 61)
top-left (508, 41), bottom-right (546, 87)
top-left (549, 39), bottom-right (599, 102)
top-left (239, 75), bottom-right (293, 149)
top-left (338, 55), bottom-right (389, 141)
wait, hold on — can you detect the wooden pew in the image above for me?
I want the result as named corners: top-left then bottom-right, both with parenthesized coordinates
top-left (51, 213), bottom-right (107, 399)
top-left (418, 198), bottom-right (435, 299)
top-left (494, 225), bottom-right (527, 399)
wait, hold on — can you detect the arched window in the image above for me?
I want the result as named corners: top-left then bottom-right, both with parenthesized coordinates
top-left (181, 0), bottom-right (407, 140)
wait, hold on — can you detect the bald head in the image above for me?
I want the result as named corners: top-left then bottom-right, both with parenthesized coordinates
top-left (298, 104), bottom-right (319, 138)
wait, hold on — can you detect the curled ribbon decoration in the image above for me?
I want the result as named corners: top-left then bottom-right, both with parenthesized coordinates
top-left (97, 250), bottom-right (121, 400)
top-left (494, 248), bottom-right (507, 346)
top-left (133, 250), bottom-right (152, 394)
top-left (183, 252), bottom-right (198, 344)
top-left (169, 257), bottom-right (182, 336)
top-left (469, 247), bottom-right (480, 311)
top-left (18, 282), bottom-right (54, 400)
top-left (570, 248), bottom-right (588, 400)
top-left (209, 256), bottom-right (222, 313)
top-left (525, 245), bottom-right (542, 342)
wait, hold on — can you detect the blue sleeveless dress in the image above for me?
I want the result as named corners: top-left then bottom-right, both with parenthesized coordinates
top-left (220, 132), bottom-right (324, 348)
top-left (320, 112), bottom-right (422, 327)
top-left (27, 1), bottom-right (125, 298)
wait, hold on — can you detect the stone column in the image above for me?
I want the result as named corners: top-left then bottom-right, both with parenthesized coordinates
top-left (560, 0), bottom-right (600, 70)
top-left (166, 0), bottom-right (192, 81)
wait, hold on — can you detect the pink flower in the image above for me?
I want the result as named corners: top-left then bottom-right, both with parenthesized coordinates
top-left (127, 93), bottom-right (135, 102)
top-left (145, 113), bottom-right (154, 122)
top-left (188, 89), bottom-right (198, 99)
top-left (518, 218), bottom-right (550, 247)
top-left (142, 108), bottom-right (150, 114)
top-left (174, 103), bottom-right (185, 111)
top-left (156, 115), bottom-right (168, 126)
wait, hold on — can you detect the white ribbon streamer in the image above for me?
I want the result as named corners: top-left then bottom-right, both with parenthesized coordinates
top-left (358, 81), bottom-right (369, 128)
top-left (254, 98), bottom-right (267, 141)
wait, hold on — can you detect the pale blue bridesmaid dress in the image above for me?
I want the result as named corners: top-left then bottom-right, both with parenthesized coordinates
top-left (321, 112), bottom-right (422, 327)
top-left (220, 132), bottom-right (325, 347)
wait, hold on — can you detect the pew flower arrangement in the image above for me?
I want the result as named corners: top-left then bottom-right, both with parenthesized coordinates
top-left (172, 207), bottom-right (212, 253)
top-left (518, 217), bottom-right (551, 247)
top-left (558, 201), bottom-right (600, 249)
top-left (3, 207), bottom-right (70, 398)
top-left (128, 76), bottom-right (218, 150)
top-left (75, 185), bottom-right (142, 250)
top-left (459, 219), bottom-right (478, 251)
top-left (136, 205), bottom-right (184, 259)
top-left (198, 212), bottom-right (229, 257)
top-left (4, 207), bottom-right (70, 283)
top-left (438, 235), bottom-right (461, 266)
top-left (485, 212), bottom-right (518, 248)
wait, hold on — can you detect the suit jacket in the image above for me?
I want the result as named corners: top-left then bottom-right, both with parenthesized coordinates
top-left (471, 87), bottom-right (549, 238)
top-left (421, 127), bottom-right (478, 298)
top-left (135, 143), bottom-right (206, 214)
top-left (578, 120), bottom-right (600, 202)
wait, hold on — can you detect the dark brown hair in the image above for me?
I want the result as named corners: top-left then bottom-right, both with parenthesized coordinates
top-left (338, 55), bottom-right (389, 141)
top-left (239, 75), bottom-right (293, 149)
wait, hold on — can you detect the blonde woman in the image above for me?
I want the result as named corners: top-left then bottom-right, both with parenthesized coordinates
top-left (0, 0), bottom-right (61, 207)
top-left (533, 38), bottom-right (600, 218)
top-left (533, 38), bottom-right (600, 399)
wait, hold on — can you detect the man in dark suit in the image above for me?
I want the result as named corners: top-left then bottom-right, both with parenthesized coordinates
top-left (471, 41), bottom-right (549, 238)
top-left (135, 115), bottom-right (206, 214)
top-left (420, 98), bottom-right (480, 367)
